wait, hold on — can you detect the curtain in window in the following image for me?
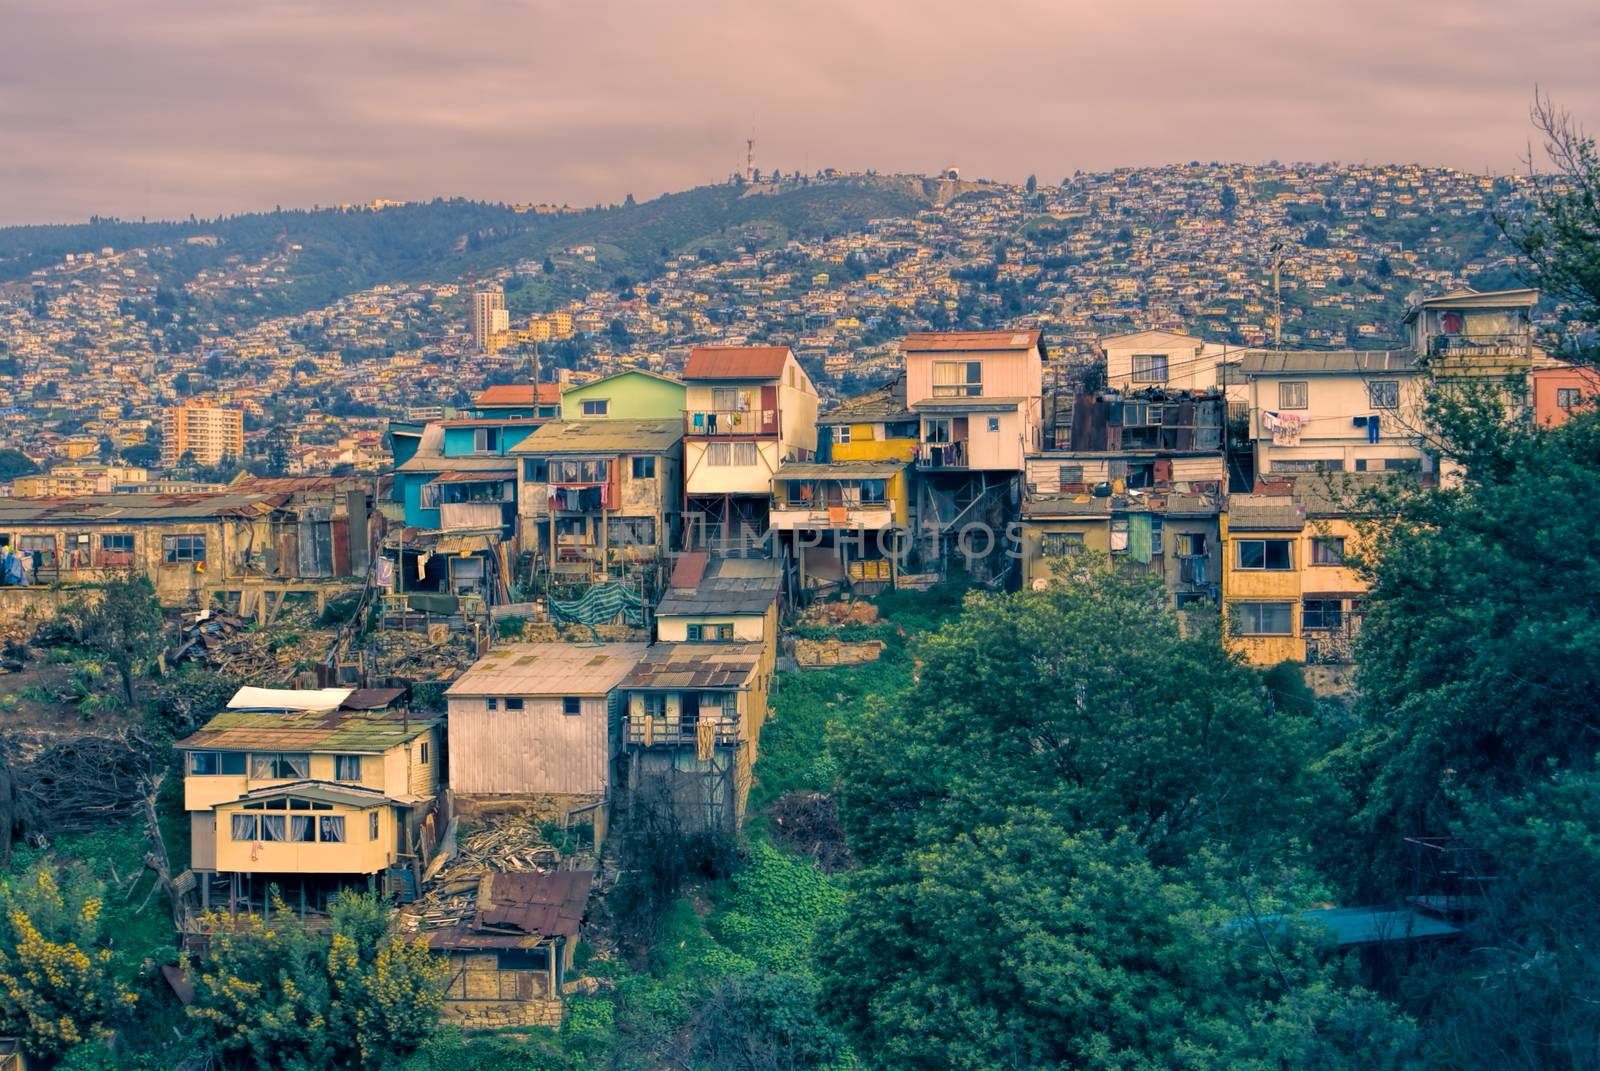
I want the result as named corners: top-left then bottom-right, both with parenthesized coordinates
top-left (231, 815), bottom-right (256, 841)
top-left (290, 816), bottom-right (314, 842)
top-left (250, 755), bottom-right (273, 779)
top-left (283, 754), bottom-right (309, 778)
top-left (933, 362), bottom-right (962, 386)
top-left (319, 817), bottom-right (345, 843)
top-left (335, 756), bottom-right (361, 781)
top-left (260, 815), bottom-right (286, 842)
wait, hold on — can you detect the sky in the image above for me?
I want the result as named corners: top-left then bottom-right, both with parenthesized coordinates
top-left (2, 0), bottom-right (1598, 226)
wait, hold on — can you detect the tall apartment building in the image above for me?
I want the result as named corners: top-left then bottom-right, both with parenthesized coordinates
top-left (470, 288), bottom-right (510, 352)
top-left (161, 405), bottom-right (244, 468)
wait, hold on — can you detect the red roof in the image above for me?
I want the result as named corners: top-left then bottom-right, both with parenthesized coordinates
top-left (901, 330), bottom-right (1043, 354)
top-left (474, 383), bottom-right (562, 407)
top-left (685, 346), bottom-right (792, 380)
top-left (669, 551), bottom-right (708, 591)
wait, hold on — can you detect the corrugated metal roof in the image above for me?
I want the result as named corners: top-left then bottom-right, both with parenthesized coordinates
top-left (474, 383), bottom-right (563, 406)
top-left (0, 491), bottom-right (285, 525)
top-left (446, 642), bottom-right (650, 697)
top-left (620, 643), bottom-right (762, 690)
top-left (901, 330), bottom-right (1042, 353)
top-left (510, 419), bottom-right (683, 455)
top-left (222, 780), bottom-right (398, 809)
top-left (669, 551), bottom-right (708, 590)
top-left (1229, 350), bottom-right (1418, 376)
top-left (429, 470), bottom-right (515, 483)
top-left (911, 396), bottom-right (1028, 413)
top-left (475, 870), bottom-right (593, 939)
top-left (175, 708), bottom-right (439, 753)
top-left (1023, 494), bottom-right (1113, 518)
top-left (1227, 495), bottom-right (1305, 531)
top-left (684, 345), bottom-right (792, 380)
top-left (773, 460), bottom-right (908, 480)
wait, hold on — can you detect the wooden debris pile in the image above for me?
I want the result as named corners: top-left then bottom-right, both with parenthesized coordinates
top-left (399, 820), bottom-right (562, 932)
top-left (10, 727), bottom-right (158, 835)
top-left (168, 608), bottom-right (336, 685)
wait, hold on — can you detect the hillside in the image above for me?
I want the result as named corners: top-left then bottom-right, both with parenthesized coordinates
top-left (0, 178), bottom-right (928, 323)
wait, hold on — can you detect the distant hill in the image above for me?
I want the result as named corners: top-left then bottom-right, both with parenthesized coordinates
top-left (0, 178), bottom-right (928, 322)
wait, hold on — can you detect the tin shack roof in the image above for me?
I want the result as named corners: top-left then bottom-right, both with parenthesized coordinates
top-left (510, 419), bottom-right (683, 456)
top-left (175, 707), bottom-right (439, 755)
top-left (620, 643), bottom-right (762, 690)
top-left (445, 642), bottom-right (651, 698)
top-left (0, 491), bottom-right (284, 525)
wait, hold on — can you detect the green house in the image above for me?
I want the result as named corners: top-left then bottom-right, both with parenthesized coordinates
top-left (560, 369), bottom-right (686, 422)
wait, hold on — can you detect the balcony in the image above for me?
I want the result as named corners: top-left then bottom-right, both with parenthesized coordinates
top-left (916, 440), bottom-right (968, 469)
top-left (686, 409), bottom-right (779, 437)
top-left (624, 717), bottom-right (741, 748)
top-left (769, 503), bottom-right (896, 531)
top-left (1426, 333), bottom-right (1531, 359)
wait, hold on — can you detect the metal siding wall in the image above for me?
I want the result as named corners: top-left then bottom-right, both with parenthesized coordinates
top-left (447, 697), bottom-right (611, 796)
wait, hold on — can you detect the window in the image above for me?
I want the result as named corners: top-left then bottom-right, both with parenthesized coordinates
top-left (163, 534), bottom-right (207, 564)
top-left (1368, 380), bottom-right (1399, 409)
top-left (1233, 601), bottom-right (1294, 635)
top-left (563, 697), bottom-right (581, 716)
top-left (289, 815), bottom-right (316, 842)
top-left (419, 481), bottom-right (442, 508)
top-left (582, 399), bottom-right (609, 416)
top-left (1150, 514), bottom-right (1164, 556)
top-left (859, 480), bottom-right (887, 505)
top-left (1040, 532), bottom-right (1084, 556)
top-left (631, 456), bottom-right (656, 479)
top-left (1557, 387), bottom-right (1583, 409)
top-left (485, 697), bottom-right (498, 711)
top-left (687, 623), bottom-right (735, 641)
top-left (1176, 533), bottom-right (1206, 557)
top-left (1302, 599), bottom-right (1344, 631)
top-left (609, 517), bottom-right (657, 547)
top-left (334, 756), bottom-right (362, 782)
top-left (419, 741), bottom-right (429, 765)
top-left (473, 427), bottom-right (501, 453)
top-left (707, 442), bottom-right (731, 466)
top-left (503, 697), bottom-right (525, 712)
top-left (1272, 459), bottom-right (1343, 474)
top-left (1235, 539), bottom-right (1293, 570)
top-left (259, 815), bottom-right (287, 842)
top-left (885, 420), bottom-right (919, 439)
top-left (1131, 353), bottom-right (1168, 383)
top-left (711, 387), bottom-right (745, 411)
top-left (732, 442), bottom-right (758, 466)
top-left (1278, 381), bottom-right (1308, 410)
top-left (250, 753), bottom-right (310, 779)
top-left (923, 418), bottom-right (952, 443)
top-left (833, 425), bottom-right (851, 444)
top-left (523, 458), bottom-right (548, 482)
top-left (189, 751), bottom-right (246, 776)
top-left (1311, 537), bottom-right (1346, 565)
top-left (932, 360), bottom-right (982, 397)
top-left (987, 416), bottom-right (1000, 431)
top-left (644, 694), bottom-right (667, 719)
top-left (550, 459), bottom-right (608, 483)
top-left (370, 812), bottom-right (380, 840)
top-left (100, 534), bottom-right (134, 553)
top-left (231, 815), bottom-right (258, 841)
top-left (318, 816), bottom-right (345, 843)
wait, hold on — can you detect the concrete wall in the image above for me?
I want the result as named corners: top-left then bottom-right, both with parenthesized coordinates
top-left (1247, 371), bottom-right (1427, 474)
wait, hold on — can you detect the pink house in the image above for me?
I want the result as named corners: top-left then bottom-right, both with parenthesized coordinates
top-left (901, 331), bottom-right (1045, 472)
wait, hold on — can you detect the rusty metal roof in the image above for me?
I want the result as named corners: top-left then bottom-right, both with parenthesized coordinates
top-left (473, 870), bottom-right (593, 939)
top-left (901, 330), bottom-right (1042, 353)
top-left (685, 345), bottom-right (792, 380)
top-left (0, 491), bottom-right (286, 525)
top-left (620, 643), bottom-right (762, 690)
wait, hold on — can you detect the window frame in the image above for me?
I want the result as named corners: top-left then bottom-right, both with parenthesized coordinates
top-left (1301, 598), bottom-right (1344, 632)
top-left (581, 399), bottom-right (609, 417)
top-left (931, 360), bottom-right (983, 397)
top-left (1234, 538), bottom-right (1293, 571)
top-left (1368, 380), bottom-right (1400, 409)
top-left (1556, 387), bottom-right (1583, 409)
top-left (1278, 381), bottom-right (1309, 410)
top-left (163, 533), bottom-right (207, 564)
top-left (1310, 536), bottom-right (1346, 566)
top-left (1131, 353), bottom-right (1169, 383)
top-left (1233, 600), bottom-right (1295, 636)
top-left (333, 755), bottom-right (363, 782)
top-left (833, 425), bottom-right (852, 444)
top-left (562, 696), bottom-right (581, 716)
top-left (631, 455), bottom-right (656, 479)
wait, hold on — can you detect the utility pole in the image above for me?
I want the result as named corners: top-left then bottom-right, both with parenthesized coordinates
top-left (1270, 242), bottom-right (1284, 350)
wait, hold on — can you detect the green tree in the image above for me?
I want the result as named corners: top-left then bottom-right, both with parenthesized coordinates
top-left (0, 449), bottom-right (38, 480)
top-left (1498, 93), bottom-right (1600, 366)
top-left (1335, 395), bottom-right (1600, 883)
top-left (73, 575), bottom-right (165, 703)
top-left (0, 864), bottom-right (137, 1062)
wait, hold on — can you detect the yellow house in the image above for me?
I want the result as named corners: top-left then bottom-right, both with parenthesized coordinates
top-left (175, 687), bottom-right (442, 914)
top-left (654, 553), bottom-right (782, 678)
top-left (1221, 479), bottom-right (1375, 684)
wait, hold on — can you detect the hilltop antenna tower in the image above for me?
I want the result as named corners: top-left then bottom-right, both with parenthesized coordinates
top-left (746, 136), bottom-right (756, 182)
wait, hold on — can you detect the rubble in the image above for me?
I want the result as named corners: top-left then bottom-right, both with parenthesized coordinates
top-left (792, 637), bottom-right (886, 668)
top-left (398, 819), bottom-right (566, 932)
top-left (168, 606), bottom-right (337, 685)
top-left (799, 600), bottom-right (880, 627)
